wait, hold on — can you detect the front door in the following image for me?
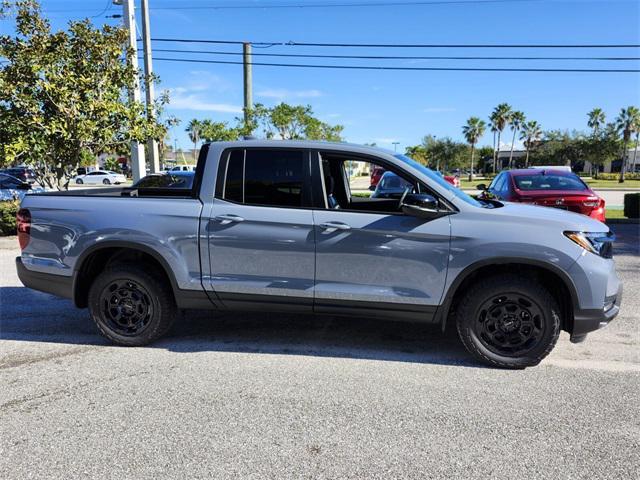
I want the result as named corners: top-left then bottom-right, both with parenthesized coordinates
top-left (312, 153), bottom-right (451, 321)
top-left (207, 148), bottom-right (315, 311)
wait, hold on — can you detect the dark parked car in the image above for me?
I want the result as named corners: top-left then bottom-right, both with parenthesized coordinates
top-left (132, 171), bottom-right (195, 190)
top-left (478, 169), bottom-right (606, 222)
top-left (2, 167), bottom-right (36, 184)
top-left (371, 171), bottom-right (413, 198)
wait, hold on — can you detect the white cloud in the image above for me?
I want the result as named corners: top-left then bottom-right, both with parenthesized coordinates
top-left (169, 93), bottom-right (242, 114)
top-left (256, 88), bottom-right (323, 100)
top-left (423, 107), bottom-right (456, 113)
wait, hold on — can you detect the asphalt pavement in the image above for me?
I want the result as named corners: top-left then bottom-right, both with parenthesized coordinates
top-left (0, 226), bottom-right (638, 479)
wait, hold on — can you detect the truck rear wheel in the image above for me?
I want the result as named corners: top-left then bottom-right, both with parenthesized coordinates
top-left (88, 265), bottom-right (176, 346)
top-left (456, 274), bottom-right (560, 369)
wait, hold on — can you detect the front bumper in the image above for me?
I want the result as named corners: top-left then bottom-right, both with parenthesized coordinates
top-left (570, 282), bottom-right (622, 343)
top-left (16, 257), bottom-right (74, 300)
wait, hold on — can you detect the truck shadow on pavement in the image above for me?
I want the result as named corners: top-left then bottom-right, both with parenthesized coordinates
top-left (0, 286), bottom-right (479, 368)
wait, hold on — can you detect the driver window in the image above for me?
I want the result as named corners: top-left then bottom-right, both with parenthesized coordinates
top-left (318, 153), bottom-right (423, 214)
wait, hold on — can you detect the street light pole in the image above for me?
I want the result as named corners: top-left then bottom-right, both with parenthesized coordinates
top-left (122, 0), bottom-right (146, 182)
top-left (392, 141), bottom-right (400, 152)
top-left (141, 0), bottom-right (160, 173)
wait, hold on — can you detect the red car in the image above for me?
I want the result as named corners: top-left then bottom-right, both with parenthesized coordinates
top-left (370, 166), bottom-right (385, 189)
top-left (480, 169), bottom-right (605, 222)
top-left (444, 174), bottom-right (460, 188)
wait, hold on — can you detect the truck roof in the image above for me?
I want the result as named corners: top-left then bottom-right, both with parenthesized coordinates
top-left (203, 139), bottom-right (397, 157)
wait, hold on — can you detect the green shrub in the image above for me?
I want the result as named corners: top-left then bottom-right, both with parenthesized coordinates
top-left (0, 200), bottom-right (20, 235)
top-left (594, 172), bottom-right (640, 181)
top-left (624, 193), bottom-right (640, 219)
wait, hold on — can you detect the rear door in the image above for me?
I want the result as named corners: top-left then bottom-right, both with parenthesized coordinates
top-left (207, 148), bottom-right (315, 311)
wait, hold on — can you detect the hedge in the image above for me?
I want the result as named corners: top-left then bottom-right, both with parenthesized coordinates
top-left (594, 172), bottom-right (640, 181)
top-left (624, 193), bottom-right (640, 219)
top-left (0, 200), bottom-right (19, 235)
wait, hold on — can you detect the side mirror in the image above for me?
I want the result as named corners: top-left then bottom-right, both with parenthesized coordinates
top-left (17, 182), bottom-right (31, 190)
top-left (476, 184), bottom-right (487, 191)
top-left (401, 193), bottom-right (441, 219)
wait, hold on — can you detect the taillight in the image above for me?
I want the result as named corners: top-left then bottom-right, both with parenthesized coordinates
top-left (16, 208), bottom-right (31, 250)
top-left (583, 196), bottom-right (601, 208)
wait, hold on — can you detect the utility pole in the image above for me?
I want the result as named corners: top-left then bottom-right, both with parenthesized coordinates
top-left (141, 0), bottom-right (160, 173)
top-left (243, 42), bottom-right (253, 128)
top-left (392, 141), bottom-right (400, 152)
top-left (122, 0), bottom-right (146, 182)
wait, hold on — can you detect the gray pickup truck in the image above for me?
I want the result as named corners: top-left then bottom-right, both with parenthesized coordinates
top-left (16, 141), bottom-right (622, 368)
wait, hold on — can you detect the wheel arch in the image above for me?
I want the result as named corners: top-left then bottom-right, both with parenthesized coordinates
top-left (72, 241), bottom-right (179, 309)
top-left (438, 258), bottom-right (579, 334)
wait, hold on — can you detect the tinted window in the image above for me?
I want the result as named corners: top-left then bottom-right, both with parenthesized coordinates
top-left (514, 173), bottom-right (588, 191)
top-left (224, 150), bottom-right (244, 203)
top-left (220, 149), bottom-right (304, 208)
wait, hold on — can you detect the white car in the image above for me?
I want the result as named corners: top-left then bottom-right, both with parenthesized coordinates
top-left (74, 170), bottom-right (127, 185)
top-left (169, 165), bottom-right (196, 172)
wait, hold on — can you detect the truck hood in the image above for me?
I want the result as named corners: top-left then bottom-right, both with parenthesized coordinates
top-left (494, 201), bottom-right (607, 232)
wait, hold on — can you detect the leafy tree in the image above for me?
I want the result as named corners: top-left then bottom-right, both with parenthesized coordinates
top-left (462, 117), bottom-right (486, 180)
top-left (199, 119), bottom-right (239, 142)
top-left (519, 120), bottom-right (542, 168)
top-left (241, 102), bottom-right (344, 141)
top-left (615, 106), bottom-right (640, 182)
top-left (582, 126), bottom-right (619, 178)
top-left (0, 0), bottom-right (170, 189)
top-left (507, 110), bottom-right (525, 168)
top-left (489, 103), bottom-right (512, 172)
top-left (404, 144), bottom-right (428, 165)
top-left (103, 157), bottom-right (120, 172)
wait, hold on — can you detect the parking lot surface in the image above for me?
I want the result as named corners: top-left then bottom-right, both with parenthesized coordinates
top-left (1, 225), bottom-right (638, 479)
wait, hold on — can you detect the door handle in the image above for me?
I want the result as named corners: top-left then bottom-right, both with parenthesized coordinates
top-left (319, 221), bottom-right (351, 231)
top-left (213, 214), bottom-right (245, 225)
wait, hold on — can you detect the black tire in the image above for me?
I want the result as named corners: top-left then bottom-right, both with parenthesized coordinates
top-left (88, 265), bottom-right (177, 346)
top-left (456, 274), bottom-right (560, 369)
top-left (102, 178), bottom-right (110, 185)
top-left (76, 179), bottom-right (83, 184)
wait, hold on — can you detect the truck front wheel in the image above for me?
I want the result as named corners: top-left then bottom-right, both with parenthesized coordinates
top-left (456, 274), bottom-right (561, 369)
top-left (88, 265), bottom-right (177, 346)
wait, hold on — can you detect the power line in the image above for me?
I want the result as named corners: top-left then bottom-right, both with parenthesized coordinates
top-left (147, 56), bottom-right (640, 72)
top-left (150, 0), bottom-right (540, 10)
top-left (151, 38), bottom-right (640, 49)
top-left (148, 48), bottom-right (640, 61)
top-left (45, 0), bottom-right (541, 13)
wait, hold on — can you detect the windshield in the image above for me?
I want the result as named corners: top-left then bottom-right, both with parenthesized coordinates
top-left (514, 173), bottom-right (588, 191)
top-left (394, 154), bottom-right (482, 207)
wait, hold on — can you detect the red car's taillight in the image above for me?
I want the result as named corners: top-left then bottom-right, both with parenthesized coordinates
top-left (16, 208), bottom-right (31, 250)
top-left (583, 196), bottom-right (601, 208)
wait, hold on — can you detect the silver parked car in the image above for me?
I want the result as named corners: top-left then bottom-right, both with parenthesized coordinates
top-left (16, 141), bottom-right (621, 368)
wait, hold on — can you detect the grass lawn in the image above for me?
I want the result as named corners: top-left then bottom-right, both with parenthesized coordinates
top-left (605, 208), bottom-right (628, 219)
top-left (459, 178), bottom-right (640, 190)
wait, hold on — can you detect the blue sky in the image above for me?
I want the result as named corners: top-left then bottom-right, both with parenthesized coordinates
top-left (2, 0), bottom-right (639, 151)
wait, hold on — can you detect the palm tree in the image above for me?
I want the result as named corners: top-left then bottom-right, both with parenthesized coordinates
top-left (186, 119), bottom-right (202, 160)
top-left (462, 117), bottom-right (486, 181)
top-left (489, 121), bottom-right (497, 173)
top-left (519, 120), bottom-right (543, 168)
top-left (508, 111), bottom-right (525, 168)
top-left (587, 108), bottom-right (606, 136)
top-left (615, 106), bottom-right (640, 183)
top-left (632, 114), bottom-right (640, 174)
top-left (489, 103), bottom-right (512, 173)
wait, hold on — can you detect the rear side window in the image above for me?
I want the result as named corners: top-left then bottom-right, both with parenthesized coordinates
top-left (217, 149), bottom-right (305, 208)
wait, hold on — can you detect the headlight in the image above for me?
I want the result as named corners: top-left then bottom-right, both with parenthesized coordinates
top-left (564, 231), bottom-right (614, 258)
